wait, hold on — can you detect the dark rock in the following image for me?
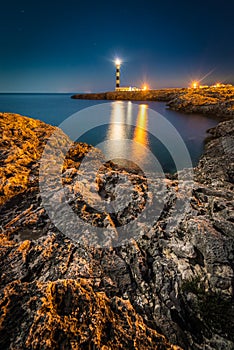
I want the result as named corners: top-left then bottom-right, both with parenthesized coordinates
top-left (0, 110), bottom-right (234, 349)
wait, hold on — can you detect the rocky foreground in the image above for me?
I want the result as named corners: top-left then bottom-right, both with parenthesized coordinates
top-left (0, 110), bottom-right (234, 349)
top-left (72, 85), bottom-right (234, 118)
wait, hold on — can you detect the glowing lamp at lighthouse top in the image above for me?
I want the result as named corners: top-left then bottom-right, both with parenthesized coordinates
top-left (115, 58), bottom-right (121, 66)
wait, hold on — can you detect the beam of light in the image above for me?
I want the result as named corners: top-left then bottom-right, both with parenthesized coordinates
top-left (189, 68), bottom-right (216, 88)
top-left (198, 68), bottom-right (216, 83)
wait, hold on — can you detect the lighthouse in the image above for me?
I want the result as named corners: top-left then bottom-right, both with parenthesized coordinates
top-left (114, 58), bottom-right (142, 91)
top-left (115, 59), bottom-right (121, 89)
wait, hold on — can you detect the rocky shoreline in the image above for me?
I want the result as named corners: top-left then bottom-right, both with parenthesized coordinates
top-left (71, 89), bottom-right (181, 102)
top-left (72, 86), bottom-right (234, 118)
top-left (0, 106), bottom-right (234, 349)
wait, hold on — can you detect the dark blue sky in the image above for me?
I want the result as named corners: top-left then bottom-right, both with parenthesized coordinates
top-left (1, 0), bottom-right (234, 92)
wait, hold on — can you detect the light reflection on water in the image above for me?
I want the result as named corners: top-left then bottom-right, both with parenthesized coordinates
top-left (102, 102), bottom-right (158, 172)
top-left (133, 104), bottom-right (149, 147)
top-left (107, 101), bottom-right (128, 140)
top-left (0, 94), bottom-right (218, 173)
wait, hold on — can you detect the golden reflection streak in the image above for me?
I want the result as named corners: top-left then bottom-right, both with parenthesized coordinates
top-left (133, 104), bottom-right (149, 147)
top-left (107, 101), bottom-right (126, 140)
top-left (126, 101), bottom-right (132, 125)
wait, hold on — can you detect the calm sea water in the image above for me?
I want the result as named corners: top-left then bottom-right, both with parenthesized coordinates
top-left (0, 93), bottom-right (217, 173)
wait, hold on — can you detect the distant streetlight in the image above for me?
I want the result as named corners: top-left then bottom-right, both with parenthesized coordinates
top-left (142, 84), bottom-right (149, 91)
top-left (192, 81), bottom-right (199, 89)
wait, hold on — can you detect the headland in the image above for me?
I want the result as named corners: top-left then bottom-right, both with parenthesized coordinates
top-left (72, 85), bottom-right (234, 118)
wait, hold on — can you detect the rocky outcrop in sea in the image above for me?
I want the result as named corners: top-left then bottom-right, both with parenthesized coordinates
top-left (0, 110), bottom-right (233, 349)
top-left (72, 86), bottom-right (234, 118)
top-left (167, 86), bottom-right (234, 118)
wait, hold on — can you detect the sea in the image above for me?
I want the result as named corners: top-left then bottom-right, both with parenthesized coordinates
top-left (0, 93), bottom-right (218, 173)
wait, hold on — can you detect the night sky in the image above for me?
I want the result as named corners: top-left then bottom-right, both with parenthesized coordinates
top-left (1, 0), bottom-right (234, 92)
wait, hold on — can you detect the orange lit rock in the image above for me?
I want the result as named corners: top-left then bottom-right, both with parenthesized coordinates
top-left (0, 112), bottom-right (233, 349)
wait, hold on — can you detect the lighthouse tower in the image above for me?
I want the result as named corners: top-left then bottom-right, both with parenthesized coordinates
top-left (115, 59), bottom-right (121, 90)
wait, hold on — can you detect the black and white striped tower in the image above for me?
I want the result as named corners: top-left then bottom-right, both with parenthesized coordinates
top-left (115, 59), bottom-right (121, 89)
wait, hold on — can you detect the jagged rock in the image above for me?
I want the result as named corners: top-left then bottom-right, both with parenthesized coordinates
top-left (0, 110), bottom-right (234, 350)
top-left (0, 277), bottom-right (180, 350)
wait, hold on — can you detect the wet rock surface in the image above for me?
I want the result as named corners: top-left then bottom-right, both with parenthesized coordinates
top-left (0, 111), bottom-right (234, 349)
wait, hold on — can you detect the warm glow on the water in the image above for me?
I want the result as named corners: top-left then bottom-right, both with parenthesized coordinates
top-left (103, 102), bottom-right (151, 169)
top-left (107, 101), bottom-right (126, 140)
top-left (126, 101), bottom-right (132, 124)
top-left (133, 104), bottom-right (149, 147)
